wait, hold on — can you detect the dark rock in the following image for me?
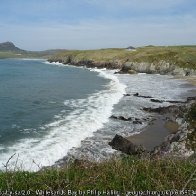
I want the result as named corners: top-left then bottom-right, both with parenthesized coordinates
top-left (150, 99), bottom-right (164, 103)
top-left (133, 93), bottom-right (152, 98)
top-left (187, 97), bottom-right (196, 101)
top-left (133, 120), bottom-right (142, 124)
top-left (185, 71), bottom-right (190, 76)
top-left (124, 93), bottom-right (131, 96)
top-left (110, 115), bottom-right (132, 121)
top-left (169, 134), bottom-right (181, 143)
top-left (109, 134), bottom-right (145, 155)
top-left (134, 93), bottom-right (139, 96)
top-left (110, 115), bottom-right (118, 119)
top-left (143, 105), bottom-right (178, 114)
top-left (167, 100), bottom-right (186, 104)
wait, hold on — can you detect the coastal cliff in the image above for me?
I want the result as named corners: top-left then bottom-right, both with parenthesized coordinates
top-left (48, 46), bottom-right (196, 160)
top-left (48, 46), bottom-right (196, 76)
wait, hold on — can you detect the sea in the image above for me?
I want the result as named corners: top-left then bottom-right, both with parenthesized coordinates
top-left (0, 59), bottom-right (195, 171)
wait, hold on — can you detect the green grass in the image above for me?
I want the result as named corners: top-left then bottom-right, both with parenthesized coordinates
top-left (0, 51), bottom-right (60, 59)
top-left (0, 156), bottom-right (195, 193)
top-left (49, 46), bottom-right (196, 69)
top-left (1, 46), bottom-right (196, 70)
top-left (186, 103), bottom-right (196, 150)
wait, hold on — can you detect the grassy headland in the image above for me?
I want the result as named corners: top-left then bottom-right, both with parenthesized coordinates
top-left (49, 46), bottom-right (196, 70)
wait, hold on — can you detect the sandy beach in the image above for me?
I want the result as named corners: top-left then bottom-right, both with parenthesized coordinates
top-left (127, 76), bottom-right (196, 152)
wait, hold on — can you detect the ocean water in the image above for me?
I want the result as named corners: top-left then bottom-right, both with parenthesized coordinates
top-left (0, 59), bottom-right (125, 171)
top-left (0, 59), bottom-right (195, 171)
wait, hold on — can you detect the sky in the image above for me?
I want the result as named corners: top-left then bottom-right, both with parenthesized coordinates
top-left (0, 0), bottom-right (196, 50)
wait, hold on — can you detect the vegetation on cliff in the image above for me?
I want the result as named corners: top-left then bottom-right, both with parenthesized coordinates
top-left (186, 103), bottom-right (196, 150)
top-left (49, 45), bottom-right (196, 70)
top-left (0, 156), bottom-right (195, 193)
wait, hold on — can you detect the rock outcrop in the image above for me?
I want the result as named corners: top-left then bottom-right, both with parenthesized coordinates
top-left (147, 99), bottom-right (196, 157)
top-left (109, 134), bottom-right (146, 155)
top-left (119, 61), bottom-right (196, 76)
top-left (109, 98), bottom-right (195, 158)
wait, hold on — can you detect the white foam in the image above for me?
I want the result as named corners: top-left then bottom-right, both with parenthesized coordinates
top-left (44, 61), bottom-right (79, 69)
top-left (0, 68), bottom-right (126, 171)
top-left (44, 61), bottom-right (65, 66)
top-left (117, 73), bottom-right (195, 101)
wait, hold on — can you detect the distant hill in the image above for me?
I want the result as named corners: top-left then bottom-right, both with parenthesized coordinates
top-left (0, 42), bottom-right (67, 59)
top-left (0, 42), bottom-right (24, 52)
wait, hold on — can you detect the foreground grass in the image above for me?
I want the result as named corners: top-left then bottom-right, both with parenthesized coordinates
top-left (0, 156), bottom-right (195, 193)
top-left (50, 46), bottom-right (196, 69)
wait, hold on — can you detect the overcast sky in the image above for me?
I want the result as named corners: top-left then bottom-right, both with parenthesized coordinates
top-left (0, 0), bottom-right (196, 50)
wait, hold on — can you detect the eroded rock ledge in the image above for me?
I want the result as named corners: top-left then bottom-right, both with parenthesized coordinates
top-left (118, 61), bottom-right (196, 76)
top-left (109, 98), bottom-right (196, 158)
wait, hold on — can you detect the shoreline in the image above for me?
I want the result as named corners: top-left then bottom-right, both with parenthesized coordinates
top-left (53, 65), bottom-right (196, 168)
top-left (39, 58), bottom-right (196, 171)
top-left (126, 75), bottom-right (196, 153)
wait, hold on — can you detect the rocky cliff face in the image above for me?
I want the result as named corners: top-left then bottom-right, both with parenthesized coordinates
top-left (48, 56), bottom-right (123, 69)
top-left (48, 55), bottom-right (196, 76)
top-left (119, 61), bottom-right (196, 76)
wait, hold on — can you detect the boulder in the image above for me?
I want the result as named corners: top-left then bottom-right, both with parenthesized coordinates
top-left (128, 69), bottom-right (137, 74)
top-left (109, 134), bottom-right (146, 155)
top-left (133, 93), bottom-right (152, 98)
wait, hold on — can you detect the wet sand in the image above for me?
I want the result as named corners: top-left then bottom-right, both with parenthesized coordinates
top-left (175, 76), bottom-right (196, 86)
top-left (127, 116), bottom-right (178, 151)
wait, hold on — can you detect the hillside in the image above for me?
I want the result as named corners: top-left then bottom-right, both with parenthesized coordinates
top-left (48, 46), bottom-right (196, 74)
top-left (0, 42), bottom-right (66, 59)
top-left (0, 42), bottom-right (24, 52)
